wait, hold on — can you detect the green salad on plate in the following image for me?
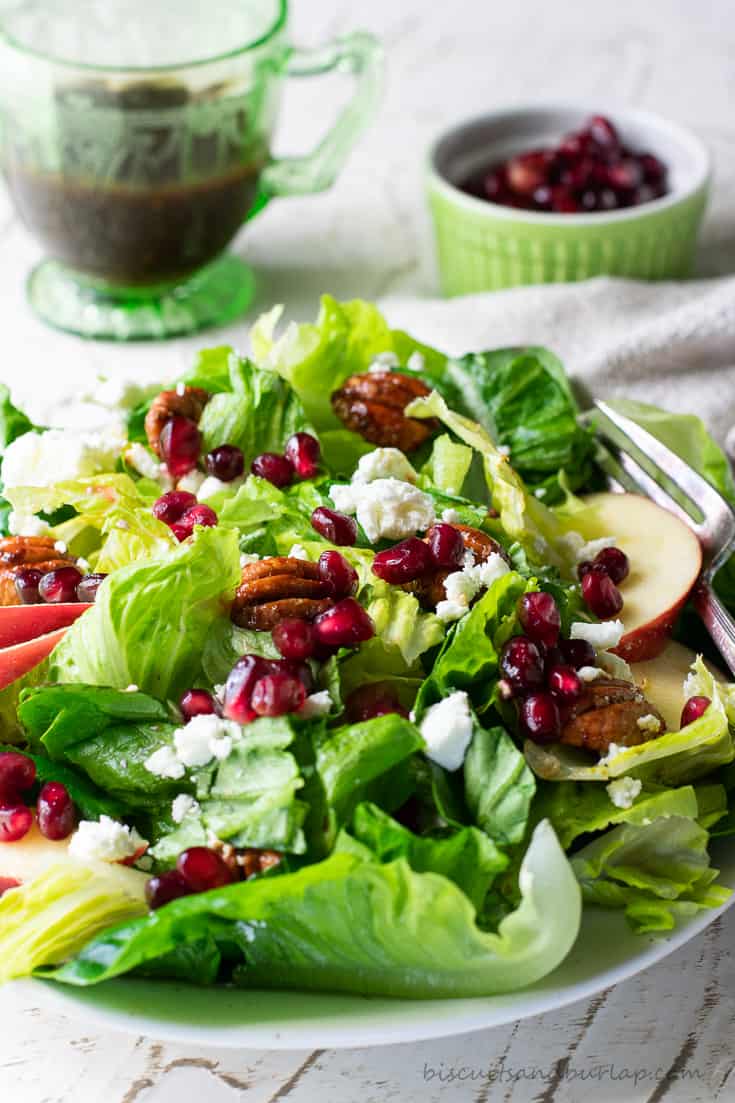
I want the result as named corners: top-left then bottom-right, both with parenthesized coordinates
top-left (0, 296), bottom-right (733, 1000)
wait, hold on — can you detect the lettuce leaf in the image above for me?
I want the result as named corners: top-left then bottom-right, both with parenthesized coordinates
top-left (46, 819), bottom-right (581, 998)
top-left (463, 723), bottom-right (536, 846)
top-left (365, 582), bottom-right (444, 667)
top-left (18, 684), bottom-right (168, 758)
top-left (48, 526), bottom-right (241, 700)
top-left (0, 743), bottom-right (126, 820)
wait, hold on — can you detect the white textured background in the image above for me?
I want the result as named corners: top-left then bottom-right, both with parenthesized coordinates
top-left (2, 1), bottom-right (735, 1101)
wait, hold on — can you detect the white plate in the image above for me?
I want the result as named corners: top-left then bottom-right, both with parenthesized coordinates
top-left (12, 837), bottom-right (734, 1049)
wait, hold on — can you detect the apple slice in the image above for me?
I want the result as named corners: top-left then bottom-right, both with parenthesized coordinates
top-left (581, 492), bottom-right (702, 662)
top-left (0, 627), bottom-right (69, 690)
top-left (0, 603), bottom-right (91, 649)
top-left (0, 821), bottom-right (71, 887)
top-left (631, 640), bottom-right (723, 731)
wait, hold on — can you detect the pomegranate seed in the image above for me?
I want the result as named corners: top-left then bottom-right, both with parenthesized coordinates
top-left (251, 672), bottom-right (306, 717)
top-left (285, 433), bottom-right (321, 479)
top-left (205, 444), bottom-right (244, 482)
top-left (310, 506), bottom-right (357, 546)
top-left (318, 550), bottom-right (358, 598)
top-left (0, 752), bottom-right (36, 802)
top-left (223, 655), bottom-right (270, 723)
top-left (171, 504), bottom-right (218, 541)
top-left (272, 618), bottom-right (316, 661)
top-left (152, 490), bottom-right (198, 525)
top-left (76, 573), bottom-right (107, 602)
top-left (14, 568), bottom-right (44, 604)
top-left (37, 781), bottom-right (76, 840)
top-left (518, 592), bottom-right (561, 648)
top-left (559, 638), bottom-right (597, 669)
top-left (519, 692), bottom-right (561, 743)
top-left (577, 560), bottom-right (593, 581)
top-left (499, 636), bottom-right (545, 697)
top-left (159, 416), bottom-right (201, 477)
top-left (587, 114), bottom-right (620, 153)
top-left (314, 598), bottom-right (375, 649)
top-left (550, 186), bottom-right (580, 213)
top-left (507, 150), bottom-right (551, 196)
top-left (547, 663), bottom-right (582, 703)
top-left (427, 523), bottom-right (465, 569)
top-left (39, 566), bottom-right (83, 603)
top-left (371, 537), bottom-right (433, 585)
top-left (251, 452), bottom-right (294, 488)
top-left (681, 695), bottom-right (711, 728)
top-left (581, 567), bottom-right (624, 619)
top-left (640, 153), bottom-right (665, 184)
top-left (0, 803), bottom-right (32, 842)
top-left (593, 546), bottom-right (630, 585)
top-left (145, 869), bottom-right (192, 909)
top-left (277, 657), bottom-right (314, 695)
top-left (177, 846), bottom-right (234, 892)
top-left (180, 689), bottom-right (216, 720)
top-left (345, 682), bottom-right (408, 723)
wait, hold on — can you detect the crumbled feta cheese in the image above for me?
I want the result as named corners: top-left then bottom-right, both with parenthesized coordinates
top-left (597, 649), bottom-right (633, 681)
top-left (197, 474), bottom-right (244, 502)
top-left (636, 713), bottom-right (662, 734)
top-left (683, 670), bottom-right (701, 700)
top-left (87, 377), bottom-right (147, 411)
top-left (419, 691), bottom-right (474, 771)
top-left (288, 543), bottom-right (309, 561)
top-left (602, 742), bottom-right (624, 763)
top-left (299, 690), bottom-right (333, 718)
top-left (125, 441), bottom-right (163, 482)
top-left (353, 447), bottom-right (417, 486)
top-left (436, 599), bottom-right (469, 624)
top-left (497, 444), bottom-right (511, 458)
top-left (607, 777), bottom-right (642, 810)
top-left (176, 469), bottom-right (206, 495)
top-left (330, 478), bottom-right (435, 543)
top-left (53, 539), bottom-right (67, 554)
top-left (441, 508), bottom-right (463, 524)
top-left (69, 816), bottom-right (146, 863)
top-left (577, 535), bottom-right (617, 562)
top-left (7, 511), bottom-right (50, 537)
top-left (558, 531), bottom-right (586, 559)
top-left (240, 553), bottom-right (261, 567)
top-left (76, 557), bottom-right (91, 572)
top-left (1, 426), bottom-right (126, 490)
top-left (570, 619), bottom-right (624, 650)
top-left (462, 548), bottom-right (476, 568)
top-left (175, 381), bottom-right (187, 396)
top-left (406, 351), bottom-right (425, 373)
top-left (174, 714), bottom-right (241, 768)
top-left (171, 794), bottom-right (201, 824)
top-left (578, 665), bottom-right (604, 682)
top-left (116, 519), bottom-right (130, 530)
top-left (144, 746), bottom-right (185, 780)
top-left (368, 352), bottom-right (399, 372)
top-left (441, 553), bottom-right (511, 615)
top-left (534, 488), bottom-right (547, 499)
top-left (124, 684), bottom-right (139, 693)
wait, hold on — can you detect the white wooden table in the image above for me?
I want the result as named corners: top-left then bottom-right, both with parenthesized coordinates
top-left (3, 1), bottom-right (735, 1099)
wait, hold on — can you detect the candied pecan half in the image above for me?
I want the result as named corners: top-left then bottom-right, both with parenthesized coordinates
top-left (559, 676), bottom-right (665, 755)
top-left (406, 525), bottom-right (511, 610)
top-left (0, 536), bottom-right (76, 606)
top-left (238, 847), bottom-right (282, 879)
top-left (144, 385), bottom-right (211, 456)
top-left (232, 556), bottom-right (334, 631)
top-left (331, 370), bottom-right (437, 453)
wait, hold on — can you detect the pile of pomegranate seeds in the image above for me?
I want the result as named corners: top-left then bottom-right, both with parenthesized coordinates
top-left (0, 752), bottom-right (78, 842)
top-left (14, 565), bottom-right (107, 606)
top-left (152, 489), bottom-right (219, 543)
top-left (578, 546), bottom-right (630, 619)
top-left (251, 432), bottom-right (321, 489)
top-left (463, 115), bottom-right (668, 214)
top-left (500, 591), bottom-right (602, 745)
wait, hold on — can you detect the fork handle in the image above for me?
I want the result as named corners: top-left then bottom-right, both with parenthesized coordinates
top-left (693, 579), bottom-right (735, 677)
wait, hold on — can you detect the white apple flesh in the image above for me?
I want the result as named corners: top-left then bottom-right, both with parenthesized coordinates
top-left (631, 640), bottom-right (723, 731)
top-left (581, 492), bottom-right (702, 662)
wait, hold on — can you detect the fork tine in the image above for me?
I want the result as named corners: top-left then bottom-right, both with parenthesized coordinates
top-left (609, 443), bottom-right (705, 529)
top-left (593, 401), bottom-right (734, 533)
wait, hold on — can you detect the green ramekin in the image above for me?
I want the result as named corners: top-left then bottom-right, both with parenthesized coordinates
top-left (427, 106), bottom-right (711, 296)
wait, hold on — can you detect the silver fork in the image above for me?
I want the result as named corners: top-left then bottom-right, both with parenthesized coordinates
top-left (586, 401), bottom-right (735, 676)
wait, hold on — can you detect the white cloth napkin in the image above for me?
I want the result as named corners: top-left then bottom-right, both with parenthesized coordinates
top-left (383, 276), bottom-right (735, 449)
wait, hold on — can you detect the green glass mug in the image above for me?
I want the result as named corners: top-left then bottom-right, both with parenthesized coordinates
top-left (0, 0), bottom-right (381, 339)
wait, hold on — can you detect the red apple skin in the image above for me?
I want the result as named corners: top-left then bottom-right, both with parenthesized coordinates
top-left (0, 627), bottom-right (69, 690)
top-left (0, 603), bottom-right (91, 649)
top-left (612, 594), bottom-right (691, 663)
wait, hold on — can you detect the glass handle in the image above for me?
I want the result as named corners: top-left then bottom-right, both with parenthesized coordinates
top-left (260, 31), bottom-right (382, 199)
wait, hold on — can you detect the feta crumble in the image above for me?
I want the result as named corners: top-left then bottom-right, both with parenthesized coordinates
top-left (144, 746), bottom-right (185, 780)
top-left (607, 777), bottom-right (642, 810)
top-left (174, 714), bottom-right (241, 768)
top-left (240, 553), bottom-right (261, 567)
top-left (171, 794), bottom-right (201, 824)
top-left (570, 619), bottom-right (624, 650)
top-left (636, 713), bottom-right (662, 734)
top-left (299, 690), bottom-right (333, 718)
top-left (69, 816), bottom-right (146, 863)
top-left (7, 511), bottom-right (50, 537)
top-left (368, 351), bottom-right (399, 372)
top-left (198, 474), bottom-right (244, 502)
top-left (419, 691), bottom-right (474, 771)
top-left (125, 441), bottom-right (163, 482)
top-left (288, 543), bottom-right (309, 561)
top-left (578, 535), bottom-right (617, 561)
top-left (53, 539), bottom-right (67, 554)
top-left (124, 684), bottom-right (139, 693)
top-left (407, 351), bottom-right (425, 373)
top-left (578, 665), bottom-right (604, 682)
top-left (329, 478), bottom-right (435, 543)
top-left (1, 426), bottom-right (126, 490)
top-left (176, 469), bottom-right (206, 496)
top-left (436, 553), bottom-right (511, 623)
top-left (353, 447), bottom-right (417, 486)
top-left (441, 508), bottom-right (463, 524)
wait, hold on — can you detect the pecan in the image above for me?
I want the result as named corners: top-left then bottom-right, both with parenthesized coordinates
top-left (406, 525), bottom-right (511, 609)
top-left (331, 370), bottom-right (437, 453)
top-left (231, 556), bottom-right (334, 631)
top-left (0, 536), bottom-right (76, 606)
top-left (144, 385), bottom-right (211, 456)
top-left (559, 676), bottom-right (665, 755)
top-left (238, 847), bottom-right (282, 879)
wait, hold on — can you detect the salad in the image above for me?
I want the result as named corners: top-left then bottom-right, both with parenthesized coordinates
top-left (0, 295), bottom-right (733, 1000)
